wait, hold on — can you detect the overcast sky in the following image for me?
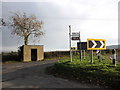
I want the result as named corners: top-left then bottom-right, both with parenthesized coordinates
top-left (1, 0), bottom-right (119, 52)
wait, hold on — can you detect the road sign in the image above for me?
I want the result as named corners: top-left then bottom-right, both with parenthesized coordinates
top-left (71, 47), bottom-right (77, 51)
top-left (72, 37), bottom-right (80, 40)
top-left (71, 32), bottom-right (80, 40)
top-left (87, 39), bottom-right (106, 50)
top-left (77, 42), bottom-right (87, 50)
top-left (72, 32), bottom-right (79, 37)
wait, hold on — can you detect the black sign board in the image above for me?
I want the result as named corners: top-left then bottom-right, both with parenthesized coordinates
top-left (77, 42), bottom-right (87, 50)
top-left (72, 37), bottom-right (80, 40)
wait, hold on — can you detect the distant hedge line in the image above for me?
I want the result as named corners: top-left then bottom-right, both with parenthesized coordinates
top-left (2, 51), bottom-right (71, 62)
top-left (1, 49), bottom-right (120, 62)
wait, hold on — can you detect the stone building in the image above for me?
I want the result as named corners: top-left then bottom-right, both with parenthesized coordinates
top-left (20, 45), bottom-right (44, 62)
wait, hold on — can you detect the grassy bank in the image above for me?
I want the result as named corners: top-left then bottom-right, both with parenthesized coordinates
top-left (46, 55), bottom-right (120, 88)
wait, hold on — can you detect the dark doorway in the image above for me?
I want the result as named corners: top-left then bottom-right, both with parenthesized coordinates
top-left (31, 49), bottom-right (37, 61)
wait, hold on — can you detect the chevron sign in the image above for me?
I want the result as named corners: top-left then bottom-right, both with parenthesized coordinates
top-left (87, 39), bottom-right (106, 50)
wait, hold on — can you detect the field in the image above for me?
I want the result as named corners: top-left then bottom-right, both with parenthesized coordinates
top-left (46, 54), bottom-right (120, 88)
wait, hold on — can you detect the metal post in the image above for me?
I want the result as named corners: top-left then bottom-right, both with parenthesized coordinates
top-left (90, 50), bottom-right (93, 64)
top-left (112, 49), bottom-right (116, 66)
top-left (79, 31), bottom-right (82, 61)
top-left (113, 53), bottom-right (116, 66)
top-left (84, 50), bottom-right (85, 59)
top-left (69, 25), bottom-right (72, 62)
top-left (99, 50), bottom-right (102, 62)
top-left (80, 48), bottom-right (82, 61)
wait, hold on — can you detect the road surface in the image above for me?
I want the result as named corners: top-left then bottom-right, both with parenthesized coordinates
top-left (2, 60), bottom-right (100, 88)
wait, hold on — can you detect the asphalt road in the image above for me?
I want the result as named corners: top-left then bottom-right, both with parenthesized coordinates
top-left (2, 60), bottom-right (100, 88)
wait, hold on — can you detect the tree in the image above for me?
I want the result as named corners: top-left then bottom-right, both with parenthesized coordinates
top-left (0, 18), bottom-right (6, 26)
top-left (8, 13), bottom-right (44, 45)
top-left (0, 18), bottom-right (6, 30)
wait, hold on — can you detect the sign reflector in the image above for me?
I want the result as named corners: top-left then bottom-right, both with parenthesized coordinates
top-left (71, 47), bottom-right (77, 51)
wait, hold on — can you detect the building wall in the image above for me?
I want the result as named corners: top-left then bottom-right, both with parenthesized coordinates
top-left (23, 45), bottom-right (44, 62)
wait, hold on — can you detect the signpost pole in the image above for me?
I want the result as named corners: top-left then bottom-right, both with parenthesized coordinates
top-left (69, 25), bottom-right (72, 62)
top-left (79, 31), bottom-right (82, 61)
top-left (112, 49), bottom-right (116, 66)
top-left (99, 50), bottom-right (102, 62)
top-left (90, 50), bottom-right (93, 64)
top-left (81, 50), bottom-right (82, 61)
top-left (84, 50), bottom-right (85, 59)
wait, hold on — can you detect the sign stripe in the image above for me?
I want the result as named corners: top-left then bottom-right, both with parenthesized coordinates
top-left (92, 40), bottom-right (97, 48)
top-left (100, 41), bottom-right (104, 48)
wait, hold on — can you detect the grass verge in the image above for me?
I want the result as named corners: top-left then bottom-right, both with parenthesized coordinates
top-left (46, 55), bottom-right (120, 88)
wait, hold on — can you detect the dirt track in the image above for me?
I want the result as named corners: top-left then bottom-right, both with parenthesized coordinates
top-left (2, 60), bottom-right (100, 88)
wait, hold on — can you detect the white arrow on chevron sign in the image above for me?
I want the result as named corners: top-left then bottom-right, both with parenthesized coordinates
top-left (92, 40), bottom-right (97, 48)
top-left (100, 41), bottom-right (104, 48)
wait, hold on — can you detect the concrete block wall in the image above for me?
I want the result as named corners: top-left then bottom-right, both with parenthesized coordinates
top-left (23, 45), bottom-right (44, 62)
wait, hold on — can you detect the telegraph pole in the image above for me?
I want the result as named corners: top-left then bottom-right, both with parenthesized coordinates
top-left (69, 25), bottom-right (72, 62)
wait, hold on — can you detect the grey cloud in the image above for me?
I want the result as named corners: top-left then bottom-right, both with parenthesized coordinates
top-left (2, 1), bottom-right (118, 52)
